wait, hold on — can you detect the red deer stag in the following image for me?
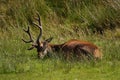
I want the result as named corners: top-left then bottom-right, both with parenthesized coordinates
top-left (22, 14), bottom-right (102, 60)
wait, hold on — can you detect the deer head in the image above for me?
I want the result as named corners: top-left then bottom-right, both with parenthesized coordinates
top-left (22, 13), bottom-right (53, 59)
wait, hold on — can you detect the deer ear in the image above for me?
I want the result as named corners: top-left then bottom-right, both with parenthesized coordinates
top-left (45, 37), bottom-right (53, 43)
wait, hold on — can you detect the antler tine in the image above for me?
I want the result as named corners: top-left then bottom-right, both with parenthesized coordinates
top-left (37, 13), bottom-right (41, 26)
top-left (34, 13), bottom-right (42, 26)
top-left (27, 46), bottom-right (35, 50)
top-left (22, 39), bottom-right (33, 43)
top-left (22, 26), bottom-right (34, 43)
top-left (33, 13), bottom-right (43, 44)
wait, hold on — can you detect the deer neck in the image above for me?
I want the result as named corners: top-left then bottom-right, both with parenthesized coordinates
top-left (49, 43), bottom-right (64, 52)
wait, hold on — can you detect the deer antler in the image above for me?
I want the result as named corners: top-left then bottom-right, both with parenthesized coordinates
top-left (22, 26), bottom-right (34, 43)
top-left (22, 13), bottom-right (42, 50)
top-left (22, 26), bottom-right (35, 50)
top-left (33, 13), bottom-right (42, 45)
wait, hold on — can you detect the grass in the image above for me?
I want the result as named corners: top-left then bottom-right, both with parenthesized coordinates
top-left (0, 28), bottom-right (120, 80)
top-left (0, 0), bottom-right (120, 80)
top-left (0, 62), bottom-right (120, 80)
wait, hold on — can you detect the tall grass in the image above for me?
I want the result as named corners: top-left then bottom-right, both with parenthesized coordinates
top-left (1, 0), bottom-right (119, 30)
top-left (0, 29), bottom-right (120, 80)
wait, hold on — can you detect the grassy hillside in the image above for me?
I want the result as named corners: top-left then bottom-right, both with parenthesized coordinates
top-left (0, 0), bottom-right (120, 80)
top-left (1, 0), bottom-right (120, 31)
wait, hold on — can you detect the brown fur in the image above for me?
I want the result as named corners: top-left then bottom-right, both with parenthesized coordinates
top-left (48, 39), bottom-right (102, 60)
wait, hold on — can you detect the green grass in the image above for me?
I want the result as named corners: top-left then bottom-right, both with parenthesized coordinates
top-left (0, 61), bottom-right (120, 80)
top-left (0, 0), bottom-right (120, 80)
top-left (0, 28), bottom-right (120, 80)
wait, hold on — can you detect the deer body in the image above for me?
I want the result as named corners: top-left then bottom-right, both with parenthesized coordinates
top-left (22, 13), bottom-right (102, 60)
top-left (45, 39), bottom-right (102, 60)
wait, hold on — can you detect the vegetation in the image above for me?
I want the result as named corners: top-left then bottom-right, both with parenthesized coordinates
top-left (0, 0), bottom-right (120, 80)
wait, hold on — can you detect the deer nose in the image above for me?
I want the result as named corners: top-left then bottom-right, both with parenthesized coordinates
top-left (38, 52), bottom-right (46, 59)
